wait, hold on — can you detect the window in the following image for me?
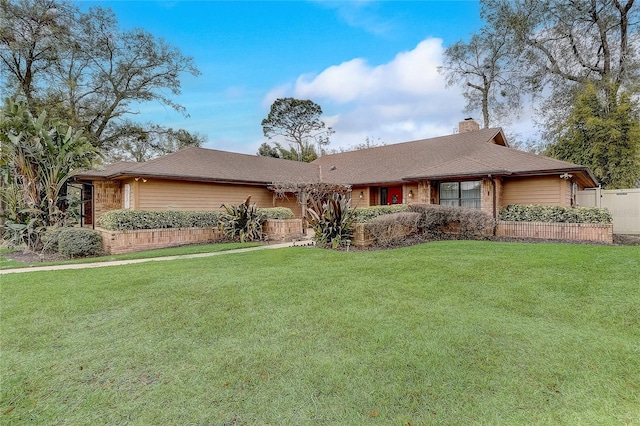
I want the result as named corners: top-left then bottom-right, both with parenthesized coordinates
top-left (439, 181), bottom-right (481, 209)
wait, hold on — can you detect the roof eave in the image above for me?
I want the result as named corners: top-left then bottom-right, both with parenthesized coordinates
top-left (403, 171), bottom-right (511, 181)
top-left (108, 172), bottom-right (274, 186)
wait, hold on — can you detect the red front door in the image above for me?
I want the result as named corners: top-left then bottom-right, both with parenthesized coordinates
top-left (386, 187), bottom-right (403, 205)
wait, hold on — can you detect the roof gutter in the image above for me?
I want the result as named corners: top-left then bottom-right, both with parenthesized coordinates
top-left (104, 172), bottom-right (275, 187)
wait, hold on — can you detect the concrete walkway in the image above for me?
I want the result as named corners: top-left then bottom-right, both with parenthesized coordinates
top-left (0, 241), bottom-right (313, 275)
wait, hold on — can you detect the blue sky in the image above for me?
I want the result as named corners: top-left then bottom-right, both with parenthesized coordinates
top-left (79, 1), bottom-right (532, 154)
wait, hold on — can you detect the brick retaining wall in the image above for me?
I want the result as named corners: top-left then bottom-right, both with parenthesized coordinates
top-left (96, 227), bottom-right (224, 255)
top-left (495, 221), bottom-right (613, 243)
top-left (352, 223), bottom-right (374, 247)
top-left (262, 219), bottom-right (304, 242)
top-left (96, 219), bottom-right (304, 254)
top-left (352, 221), bottom-right (613, 247)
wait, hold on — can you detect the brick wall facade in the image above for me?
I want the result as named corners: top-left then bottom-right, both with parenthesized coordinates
top-left (94, 180), bottom-right (122, 221)
top-left (496, 221), bottom-right (613, 243)
top-left (96, 219), bottom-right (305, 254)
top-left (263, 219), bottom-right (304, 242)
top-left (96, 227), bottom-right (225, 255)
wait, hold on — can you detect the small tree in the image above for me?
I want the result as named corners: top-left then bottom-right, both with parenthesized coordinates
top-left (439, 27), bottom-right (523, 128)
top-left (270, 181), bottom-right (352, 231)
top-left (546, 83), bottom-right (640, 189)
top-left (0, 99), bottom-right (97, 249)
top-left (260, 98), bottom-right (333, 162)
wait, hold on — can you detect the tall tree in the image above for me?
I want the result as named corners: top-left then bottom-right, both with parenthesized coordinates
top-left (439, 27), bottom-right (523, 128)
top-left (476, 0), bottom-right (640, 185)
top-left (260, 98), bottom-right (333, 162)
top-left (107, 122), bottom-right (206, 162)
top-left (0, 0), bottom-right (200, 151)
top-left (481, 0), bottom-right (639, 107)
top-left (546, 83), bottom-right (640, 189)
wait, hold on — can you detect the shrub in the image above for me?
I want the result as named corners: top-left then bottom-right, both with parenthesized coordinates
top-left (41, 226), bottom-right (67, 252)
top-left (98, 210), bottom-right (221, 230)
top-left (408, 204), bottom-right (495, 239)
top-left (307, 193), bottom-right (355, 248)
top-left (219, 196), bottom-right (265, 242)
top-left (352, 204), bottom-right (409, 223)
top-left (2, 217), bottom-right (46, 251)
top-left (259, 207), bottom-right (295, 220)
top-left (365, 212), bottom-right (421, 247)
top-left (57, 227), bottom-right (103, 258)
top-left (499, 204), bottom-right (612, 223)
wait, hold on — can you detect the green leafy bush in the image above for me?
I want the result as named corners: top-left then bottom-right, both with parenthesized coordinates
top-left (219, 197), bottom-right (265, 242)
top-left (259, 207), bottom-right (295, 220)
top-left (98, 210), bottom-right (221, 230)
top-left (307, 193), bottom-right (355, 248)
top-left (408, 204), bottom-right (495, 239)
top-left (2, 217), bottom-right (46, 250)
top-left (351, 204), bottom-right (409, 223)
top-left (499, 204), bottom-right (612, 223)
top-left (41, 226), bottom-right (67, 252)
top-left (365, 212), bottom-right (421, 247)
top-left (57, 228), bottom-right (103, 258)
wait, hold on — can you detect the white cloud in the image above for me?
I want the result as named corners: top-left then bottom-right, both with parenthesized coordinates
top-left (264, 38), bottom-right (470, 150)
top-left (261, 37), bottom-right (543, 153)
top-left (295, 38), bottom-right (446, 103)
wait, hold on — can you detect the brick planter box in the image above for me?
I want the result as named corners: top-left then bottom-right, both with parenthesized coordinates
top-left (352, 223), bottom-right (374, 247)
top-left (96, 227), bottom-right (224, 255)
top-left (263, 219), bottom-right (304, 242)
top-left (352, 220), bottom-right (612, 246)
top-left (496, 221), bottom-right (613, 243)
top-left (96, 219), bottom-right (305, 255)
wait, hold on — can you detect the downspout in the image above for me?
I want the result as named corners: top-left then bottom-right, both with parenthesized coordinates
top-left (92, 183), bottom-right (95, 230)
top-left (490, 175), bottom-right (497, 236)
top-left (488, 175), bottom-right (497, 219)
top-left (492, 177), bottom-right (497, 219)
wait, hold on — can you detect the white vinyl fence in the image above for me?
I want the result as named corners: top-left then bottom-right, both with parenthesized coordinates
top-left (577, 187), bottom-right (640, 234)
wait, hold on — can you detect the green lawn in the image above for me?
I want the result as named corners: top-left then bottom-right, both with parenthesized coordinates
top-left (1, 241), bottom-right (638, 425)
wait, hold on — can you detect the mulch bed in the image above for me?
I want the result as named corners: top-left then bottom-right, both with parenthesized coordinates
top-left (2, 250), bottom-right (66, 264)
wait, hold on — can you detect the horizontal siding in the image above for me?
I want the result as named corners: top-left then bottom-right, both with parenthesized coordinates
top-left (274, 196), bottom-right (303, 218)
top-left (352, 186), bottom-right (370, 207)
top-left (501, 176), bottom-right (567, 207)
top-left (137, 180), bottom-right (273, 211)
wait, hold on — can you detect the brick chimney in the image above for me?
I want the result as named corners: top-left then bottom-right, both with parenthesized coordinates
top-left (459, 118), bottom-right (480, 133)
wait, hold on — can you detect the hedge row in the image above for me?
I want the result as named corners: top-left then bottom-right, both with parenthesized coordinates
top-left (408, 204), bottom-right (495, 239)
top-left (98, 207), bottom-right (295, 231)
top-left (351, 204), bottom-right (409, 223)
top-left (365, 212), bottom-right (421, 246)
top-left (499, 204), bottom-right (612, 224)
top-left (260, 207), bottom-right (295, 220)
top-left (98, 210), bottom-right (222, 230)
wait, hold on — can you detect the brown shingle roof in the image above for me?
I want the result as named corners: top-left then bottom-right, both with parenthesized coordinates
top-left (77, 147), bottom-right (320, 185)
top-left (313, 128), bottom-right (597, 185)
top-left (74, 161), bottom-right (142, 179)
top-left (76, 128), bottom-right (597, 187)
